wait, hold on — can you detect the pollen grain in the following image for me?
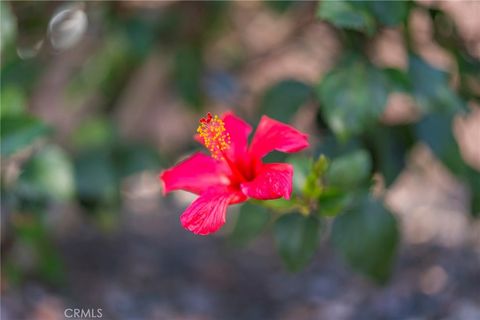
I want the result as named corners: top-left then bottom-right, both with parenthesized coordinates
top-left (197, 113), bottom-right (231, 159)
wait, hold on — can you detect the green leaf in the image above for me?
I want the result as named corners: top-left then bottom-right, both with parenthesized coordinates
top-left (3, 259), bottom-right (23, 285)
top-left (468, 169), bottom-right (480, 217)
top-left (416, 113), bottom-right (480, 217)
top-left (368, 1), bottom-right (408, 26)
top-left (230, 203), bottom-right (270, 246)
top-left (415, 113), bottom-right (466, 177)
top-left (265, 0), bottom-right (296, 13)
top-left (0, 1), bottom-right (16, 52)
top-left (318, 188), bottom-right (353, 217)
top-left (2, 52), bottom-right (45, 93)
top-left (174, 45), bottom-right (204, 109)
top-left (332, 196), bottom-right (399, 283)
top-left (114, 144), bottom-right (162, 179)
top-left (287, 155), bottom-right (313, 194)
top-left (260, 80), bottom-right (311, 123)
top-left (274, 213), bottom-right (321, 272)
top-left (326, 149), bottom-right (372, 190)
top-left (262, 150), bottom-right (288, 164)
top-left (317, 55), bottom-right (391, 139)
top-left (74, 148), bottom-right (117, 204)
top-left (408, 54), bottom-right (465, 113)
top-left (0, 86), bottom-right (26, 117)
top-left (366, 125), bottom-right (414, 186)
top-left (429, 9), bottom-right (480, 100)
top-left (303, 155), bottom-right (329, 199)
top-left (123, 16), bottom-right (157, 58)
top-left (13, 214), bottom-right (65, 285)
top-left (70, 117), bottom-right (116, 150)
top-left (317, 1), bottom-right (375, 35)
top-left (256, 198), bottom-right (296, 211)
top-left (18, 146), bottom-right (75, 201)
top-left (314, 134), bottom-right (362, 159)
top-left (416, 114), bottom-right (480, 217)
top-left (1, 115), bottom-right (50, 156)
top-left (383, 68), bottom-right (411, 93)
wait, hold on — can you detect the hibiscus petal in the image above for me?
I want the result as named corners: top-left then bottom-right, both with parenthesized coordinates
top-left (181, 187), bottom-right (246, 235)
top-left (249, 116), bottom-right (309, 158)
top-left (160, 153), bottom-right (230, 195)
top-left (240, 163), bottom-right (293, 200)
top-left (223, 111), bottom-right (252, 160)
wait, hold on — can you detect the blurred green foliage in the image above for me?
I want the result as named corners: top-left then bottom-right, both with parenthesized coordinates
top-left (332, 196), bottom-right (399, 283)
top-left (408, 54), bottom-right (465, 113)
top-left (0, 115), bottom-right (50, 156)
top-left (1, 0), bottom-right (479, 287)
top-left (239, 0), bottom-right (479, 282)
top-left (18, 146), bottom-right (74, 202)
top-left (317, 54), bottom-right (392, 139)
top-left (230, 202), bottom-right (270, 246)
top-left (325, 149), bottom-right (371, 190)
top-left (260, 80), bottom-right (312, 123)
top-left (274, 213), bottom-right (322, 272)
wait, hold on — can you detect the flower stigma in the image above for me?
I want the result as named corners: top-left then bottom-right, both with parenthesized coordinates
top-left (197, 113), bottom-right (231, 160)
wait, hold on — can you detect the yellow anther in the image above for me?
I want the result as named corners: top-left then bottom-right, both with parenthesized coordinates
top-left (197, 113), bottom-right (231, 159)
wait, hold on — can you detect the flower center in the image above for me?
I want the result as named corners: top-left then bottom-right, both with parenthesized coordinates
top-left (197, 112), bottom-right (231, 160)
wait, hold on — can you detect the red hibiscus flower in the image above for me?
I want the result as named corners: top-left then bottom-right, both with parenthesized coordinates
top-left (160, 112), bottom-right (309, 235)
